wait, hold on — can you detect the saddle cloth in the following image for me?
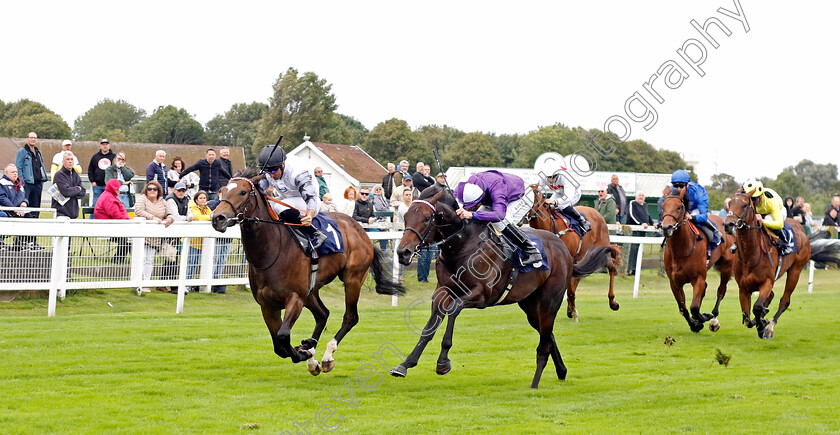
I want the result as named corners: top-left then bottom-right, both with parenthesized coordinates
top-left (777, 222), bottom-right (798, 254)
top-left (497, 232), bottom-right (551, 273)
top-left (285, 213), bottom-right (345, 257)
top-left (551, 210), bottom-right (585, 237)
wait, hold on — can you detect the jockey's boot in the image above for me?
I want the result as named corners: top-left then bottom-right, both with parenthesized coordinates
top-left (501, 224), bottom-right (543, 267)
top-left (304, 226), bottom-right (328, 250)
top-left (563, 205), bottom-right (591, 234)
top-left (771, 228), bottom-right (792, 256)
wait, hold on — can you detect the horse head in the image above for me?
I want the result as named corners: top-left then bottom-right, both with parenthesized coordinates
top-left (397, 185), bottom-right (460, 265)
top-left (724, 192), bottom-right (754, 235)
top-left (212, 168), bottom-right (264, 232)
top-left (660, 188), bottom-right (687, 239)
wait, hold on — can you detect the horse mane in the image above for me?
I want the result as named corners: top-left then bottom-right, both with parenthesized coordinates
top-left (420, 184), bottom-right (458, 210)
top-left (235, 167), bottom-right (263, 179)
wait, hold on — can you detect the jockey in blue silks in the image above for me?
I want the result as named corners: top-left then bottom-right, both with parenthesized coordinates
top-left (453, 170), bottom-right (542, 267)
top-left (670, 169), bottom-right (722, 258)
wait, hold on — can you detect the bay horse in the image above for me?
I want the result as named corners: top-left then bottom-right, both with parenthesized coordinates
top-left (724, 192), bottom-right (840, 339)
top-left (390, 185), bottom-right (617, 388)
top-left (525, 184), bottom-right (621, 320)
top-left (659, 188), bottom-right (735, 332)
top-left (211, 168), bottom-right (404, 374)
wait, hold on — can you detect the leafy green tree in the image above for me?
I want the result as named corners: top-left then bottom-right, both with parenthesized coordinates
top-left (73, 99), bottom-right (146, 140)
top-left (709, 173), bottom-right (740, 194)
top-left (770, 171), bottom-right (805, 200)
top-left (257, 68), bottom-right (338, 154)
top-left (492, 133), bottom-right (521, 167)
top-left (320, 113), bottom-right (368, 146)
top-left (362, 118), bottom-right (428, 166)
top-left (443, 133), bottom-right (502, 167)
top-left (205, 102), bottom-right (269, 166)
top-left (128, 105), bottom-right (204, 144)
top-left (785, 159), bottom-right (838, 194)
top-left (417, 125), bottom-right (465, 155)
top-left (0, 99), bottom-right (72, 139)
top-left (513, 123), bottom-right (584, 167)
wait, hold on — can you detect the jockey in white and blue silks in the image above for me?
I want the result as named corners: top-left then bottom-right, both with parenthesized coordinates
top-left (671, 169), bottom-right (722, 258)
top-left (453, 170), bottom-right (542, 267)
top-left (255, 145), bottom-right (327, 249)
top-left (537, 166), bottom-right (591, 235)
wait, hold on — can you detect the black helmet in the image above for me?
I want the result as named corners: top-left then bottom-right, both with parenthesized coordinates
top-left (258, 145), bottom-right (286, 172)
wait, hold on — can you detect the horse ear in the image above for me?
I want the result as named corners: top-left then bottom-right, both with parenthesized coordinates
top-left (678, 187), bottom-right (686, 198)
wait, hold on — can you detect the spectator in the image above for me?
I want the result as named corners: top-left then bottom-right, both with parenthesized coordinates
top-left (412, 162), bottom-right (434, 192)
top-left (94, 178), bottom-right (131, 262)
top-left (50, 140), bottom-right (81, 180)
top-left (606, 174), bottom-right (627, 224)
top-left (353, 187), bottom-right (375, 225)
top-left (146, 149), bottom-right (169, 190)
top-left (390, 177), bottom-right (417, 208)
top-left (787, 196), bottom-right (804, 224)
top-left (88, 138), bottom-right (115, 207)
top-left (133, 180), bottom-right (174, 293)
top-left (627, 192), bottom-right (653, 276)
top-left (314, 167), bottom-right (329, 199)
top-left (718, 198), bottom-right (731, 219)
top-left (218, 147), bottom-right (233, 185)
top-left (595, 188), bottom-right (617, 224)
top-left (341, 186), bottom-right (357, 216)
top-left (187, 190), bottom-right (212, 292)
top-left (166, 182), bottom-right (194, 222)
top-left (320, 192), bottom-right (338, 213)
top-left (823, 194), bottom-right (840, 227)
top-left (15, 132), bottom-right (47, 219)
top-left (52, 151), bottom-right (86, 219)
top-left (179, 148), bottom-right (231, 200)
top-left (104, 152), bottom-right (135, 210)
top-left (382, 163), bottom-right (398, 199)
top-left (436, 172), bottom-right (447, 187)
top-left (371, 185), bottom-right (390, 250)
top-left (0, 164), bottom-right (27, 218)
top-left (201, 192), bottom-right (231, 294)
top-left (657, 185), bottom-right (671, 222)
top-left (396, 160), bottom-right (410, 185)
top-left (803, 203), bottom-right (815, 227)
top-left (394, 188), bottom-right (413, 230)
top-left (168, 156), bottom-right (198, 198)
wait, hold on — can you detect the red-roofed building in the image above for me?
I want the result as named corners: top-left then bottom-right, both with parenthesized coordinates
top-left (288, 139), bottom-right (386, 197)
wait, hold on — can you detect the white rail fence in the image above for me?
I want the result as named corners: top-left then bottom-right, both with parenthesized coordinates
top-left (0, 220), bottom-right (818, 317)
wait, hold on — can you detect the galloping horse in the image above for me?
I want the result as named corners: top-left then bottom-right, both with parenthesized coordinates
top-left (212, 169), bottom-right (404, 374)
top-left (525, 184), bottom-right (620, 320)
top-left (659, 189), bottom-right (735, 332)
top-left (391, 185), bottom-right (617, 388)
top-left (724, 192), bottom-right (840, 338)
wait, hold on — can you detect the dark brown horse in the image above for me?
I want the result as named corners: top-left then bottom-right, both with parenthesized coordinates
top-left (525, 185), bottom-right (620, 320)
top-left (211, 169), bottom-right (403, 374)
top-left (659, 189), bottom-right (735, 332)
top-left (724, 192), bottom-right (840, 339)
top-left (390, 185), bottom-right (617, 388)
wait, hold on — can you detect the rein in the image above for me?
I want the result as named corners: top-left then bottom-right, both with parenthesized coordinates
top-left (729, 193), bottom-right (775, 268)
top-left (403, 199), bottom-right (467, 259)
top-left (661, 195), bottom-right (698, 259)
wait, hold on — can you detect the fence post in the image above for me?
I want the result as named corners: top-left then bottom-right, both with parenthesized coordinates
top-left (130, 220), bottom-right (146, 292)
top-left (176, 237), bottom-right (190, 313)
top-left (632, 241), bottom-right (644, 298)
top-left (392, 238), bottom-right (399, 307)
top-left (199, 237), bottom-right (216, 293)
top-left (808, 260), bottom-right (815, 294)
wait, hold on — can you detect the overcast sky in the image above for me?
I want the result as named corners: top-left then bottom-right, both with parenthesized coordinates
top-left (2, 1), bottom-right (836, 184)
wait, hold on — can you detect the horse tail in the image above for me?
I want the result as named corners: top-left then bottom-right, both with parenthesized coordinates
top-left (572, 245), bottom-right (619, 279)
top-left (370, 246), bottom-right (407, 295)
top-left (809, 239), bottom-right (840, 268)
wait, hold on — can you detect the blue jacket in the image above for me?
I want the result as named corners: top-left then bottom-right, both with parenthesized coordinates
top-left (685, 181), bottom-right (710, 223)
top-left (15, 145), bottom-right (47, 185)
top-left (0, 175), bottom-right (27, 207)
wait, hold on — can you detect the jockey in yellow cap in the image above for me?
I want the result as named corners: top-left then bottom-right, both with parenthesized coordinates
top-left (742, 178), bottom-right (792, 255)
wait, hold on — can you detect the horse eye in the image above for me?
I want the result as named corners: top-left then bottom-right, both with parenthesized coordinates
top-left (424, 215), bottom-right (431, 222)
top-left (240, 190), bottom-right (247, 196)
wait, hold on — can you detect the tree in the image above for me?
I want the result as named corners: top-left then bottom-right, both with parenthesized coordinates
top-left (512, 123), bottom-right (584, 167)
top-left (709, 173), bottom-right (740, 194)
top-left (205, 102), bottom-right (269, 166)
top-left (256, 68), bottom-right (338, 154)
top-left (492, 133), bottom-right (521, 167)
top-left (770, 171), bottom-right (805, 200)
top-left (320, 113), bottom-right (368, 146)
top-left (362, 118), bottom-right (428, 166)
top-left (0, 99), bottom-right (71, 139)
top-left (443, 133), bottom-right (502, 167)
top-left (785, 159), bottom-right (838, 194)
top-left (128, 105), bottom-right (204, 144)
top-left (73, 99), bottom-right (146, 141)
top-left (417, 125), bottom-right (465, 156)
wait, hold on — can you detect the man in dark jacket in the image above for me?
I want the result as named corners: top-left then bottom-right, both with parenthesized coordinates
top-left (412, 162), bottom-right (434, 192)
top-left (382, 163), bottom-right (398, 199)
top-left (353, 187), bottom-right (375, 224)
top-left (87, 138), bottom-right (115, 207)
top-left (14, 132), bottom-right (47, 218)
top-left (219, 147), bottom-right (233, 185)
top-left (53, 152), bottom-right (87, 218)
top-left (180, 148), bottom-right (231, 200)
top-left (606, 174), bottom-right (627, 224)
top-left (146, 149), bottom-right (169, 188)
top-left (627, 192), bottom-right (654, 275)
top-left (0, 164), bottom-right (28, 217)
top-left (823, 194), bottom-right (840, 226)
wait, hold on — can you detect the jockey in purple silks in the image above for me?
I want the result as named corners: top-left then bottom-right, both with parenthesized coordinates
top-left (453, 170), bottom-right (542, 267)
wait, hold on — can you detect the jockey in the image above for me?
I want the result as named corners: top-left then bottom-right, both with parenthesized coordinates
top-left (670, 169), bottom-right (722, 258)
top-left (742, 178), bottom-right (792, 255)
top-left (453, 170), bottom-right (543, 267)
top-left (256, 145), bottom-right (327, 249)
top-left (539, 166), bottom-right (591, 235)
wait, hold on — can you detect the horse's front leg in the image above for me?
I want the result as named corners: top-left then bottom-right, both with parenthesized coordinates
top-left (753, 281), bottom-right (774, 338)
top-left (271, 294), bottom-right (310, 363)
top-left (689, 278), bottom-right (714, 324)
top-left (739, 286), bottom-right (755, 328)
top-left (436, 307), bottom-right (462, 375)
top-left (297, 292), bottom-right (330, 375)
top-left (669, 279), bottom-right (702, 333)
top-left (390, 292), bottom-right (451, 378)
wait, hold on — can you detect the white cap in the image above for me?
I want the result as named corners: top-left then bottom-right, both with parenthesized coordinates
top-left (61, 140), bottom-right (72, 146)
top-left (462, 183), bottom-right (484, 206)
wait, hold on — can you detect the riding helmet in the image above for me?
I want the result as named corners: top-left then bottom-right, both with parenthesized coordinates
top-left (258, 145), bottom-right (286, 172)
top-left (460, 182), bottom-right (485, 208)
top-left (743, 178), bottom-right (764, 197)
top-left (671, 169), bottom-right (690, 184)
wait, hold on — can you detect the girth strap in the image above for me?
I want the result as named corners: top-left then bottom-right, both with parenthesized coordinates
top-left (492, 268), bottom-right (518, 306)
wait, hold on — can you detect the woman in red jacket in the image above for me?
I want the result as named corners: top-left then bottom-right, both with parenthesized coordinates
top-left (94, 179), bottom-right (129, 219)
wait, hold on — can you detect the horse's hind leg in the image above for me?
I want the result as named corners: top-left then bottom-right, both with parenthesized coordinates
top-left (520, 293), bottom-right (564, 388)
top-left (565, 278), bottom-right (578, 321)
top-left (606, 246), bottom-right (620, 311)
top-left (320, 274), bottom-right (363, 373)
top-left (436, 307), bottom-right (462, 375)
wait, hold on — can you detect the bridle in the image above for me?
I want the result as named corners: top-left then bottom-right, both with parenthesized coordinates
top-left (218, 177), bottom-right (257, 224)
top-left (403, 199), bottom-right (466, 259)
top-left (660, 195), bottom-right (687, 234)
top-left (728, 192), bottom-right (763, 230)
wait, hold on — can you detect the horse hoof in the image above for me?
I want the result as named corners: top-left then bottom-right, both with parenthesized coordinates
top-left (709, 318), bottom-right (721, 332)
top-left (436, 363), bottom-right (451, 375)
top-left (610, 301), bottom-right (620, 311)
top-left (762, 329), bottom-right (775, 339)
top-left (567, 310), bottom-right (575, 319)
top-left (307, 359), bottom-right (322, 376)
top-left (300, 338), bottom-right (318, 350)
top-left (690, 323), bottom-right (704, 333)
top-left (390, 365), bottom-right (407, 378)
top-left (321, 359), bottom-right (335, 373)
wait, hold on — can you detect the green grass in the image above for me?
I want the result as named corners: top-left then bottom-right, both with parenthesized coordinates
top-left (2, 268), bottom-right (840, 434)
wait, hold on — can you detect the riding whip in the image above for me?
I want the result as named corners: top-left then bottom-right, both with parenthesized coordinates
top-left (259, 135), bottom-right (284, 174)
top-left (432, 146), bottom-right (452, 194)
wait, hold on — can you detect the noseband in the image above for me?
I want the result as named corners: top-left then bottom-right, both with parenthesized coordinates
top-left (728, 193), bottom-right (762, 230)
top-left (218, 177), bottom-right (257, 224)
top-left (661, 195), bottom-right (687, 234)
top-left (403, 199), bottom-right (466, 258)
